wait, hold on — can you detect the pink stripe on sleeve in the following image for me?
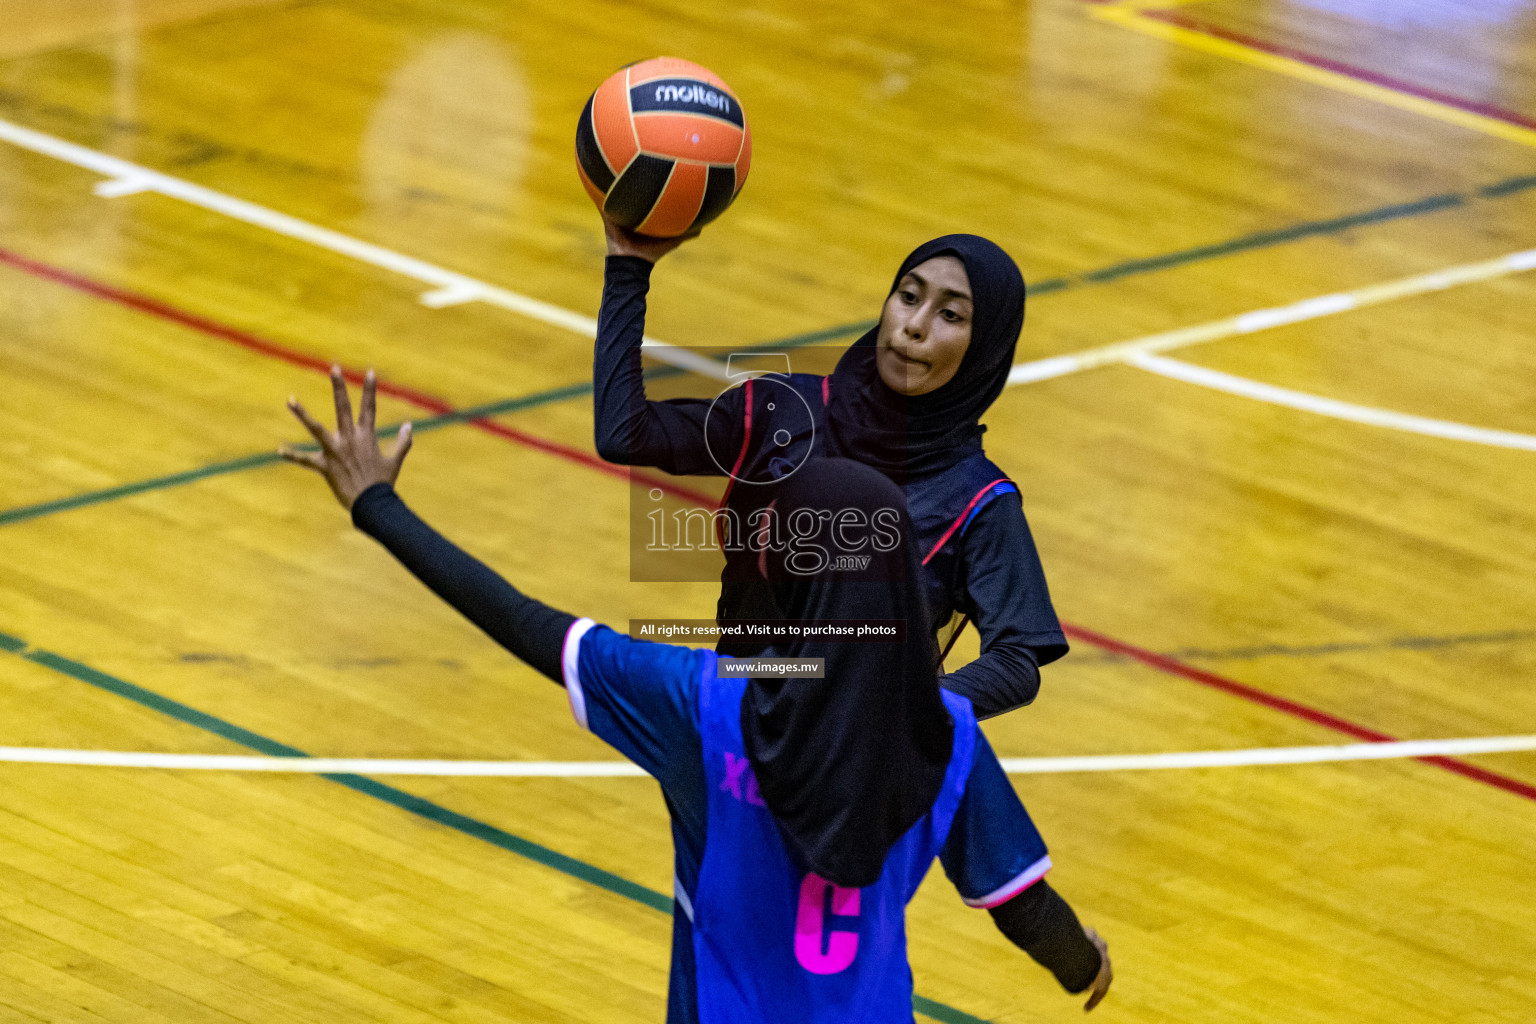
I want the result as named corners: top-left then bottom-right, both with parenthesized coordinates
top-left (963, 854), bottom-right (1053, 909)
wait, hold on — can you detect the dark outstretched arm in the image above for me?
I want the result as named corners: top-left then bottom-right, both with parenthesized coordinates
top-left (942, 492), bottom-right (1068, 719)
top-left (989, 881), bottom-right (1106, 995)
top-left (351, 483), bottom-right (576, 683)
top-left (593, 255), bottom-right (740, 473)
top-left (282, 371), bottom-right (573, 681)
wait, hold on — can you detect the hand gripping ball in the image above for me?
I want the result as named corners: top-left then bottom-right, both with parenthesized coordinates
top-left (576, 57), bottom-right (752, 238)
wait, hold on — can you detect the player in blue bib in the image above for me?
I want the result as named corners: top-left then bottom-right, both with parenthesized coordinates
top-left (282, 370), bottom-right (1113, 1023)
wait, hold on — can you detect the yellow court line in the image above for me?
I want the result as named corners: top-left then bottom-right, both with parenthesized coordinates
top-left (1087, 3), bottom-right (1536, 151)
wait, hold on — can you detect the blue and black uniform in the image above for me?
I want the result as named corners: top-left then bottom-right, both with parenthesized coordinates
top-left (565, 621), bottom-right (1052, 1022)
top-left (594, 243), bottom-right (1068, 719)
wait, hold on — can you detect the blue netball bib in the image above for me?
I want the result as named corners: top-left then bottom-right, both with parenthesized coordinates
top-left (687, 658), bottom-right (976, 1024)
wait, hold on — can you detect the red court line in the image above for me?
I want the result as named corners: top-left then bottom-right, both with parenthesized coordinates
top-left (1064, 624), bottom-right (1536, 803)
top-left (1141, 8), bottom-right (1536, 132)
top-left (7, 244), bottom-right (1533, 806)
top-left (0, 245), bottom-right (716, 508)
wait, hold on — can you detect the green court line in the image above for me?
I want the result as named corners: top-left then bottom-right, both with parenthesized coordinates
top-left (0, 381), bottom-right (600, 529)
top-left (0, 332), bottom-right (866, 530)
top-left (1030, 172), bottom-right (1536, 292)
top-left (3, 167), bottom-right (1534, 531)
top-left (12, 638), bottom-right (667, 911)
top-left (914, 995), bottom-right (985, 1023)
top-left (1478, 174), bottom-right (1536, 198)
top-left (0, 629), bottom-right (988, 1024)
top-left (1066, 193), bottom-right (1465, 285)
top-left (0, 452), bottom-right (285, 528)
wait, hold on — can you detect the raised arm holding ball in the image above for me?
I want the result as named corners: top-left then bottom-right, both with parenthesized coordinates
top-left (580, 62), bottom-right (1067, 718)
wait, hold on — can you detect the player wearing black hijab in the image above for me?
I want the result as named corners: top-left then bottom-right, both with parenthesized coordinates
top-left (594, 227), bottom-right (1066, 719)
top-left (280, 373), bottom-right (1112, 1020)
top-left (742, 457), bottom-right (954, 889)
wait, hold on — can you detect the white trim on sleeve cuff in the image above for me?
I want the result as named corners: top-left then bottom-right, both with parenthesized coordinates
top-left (963, 854), bottom-right (1053, 909)
top-left (673, 875), bottom-right (694, 922)
top-left (562, 618), bottom-right (597, 731)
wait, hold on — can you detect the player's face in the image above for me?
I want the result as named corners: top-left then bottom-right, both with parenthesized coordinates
top-left (876, 256), bottom-right (973, 396)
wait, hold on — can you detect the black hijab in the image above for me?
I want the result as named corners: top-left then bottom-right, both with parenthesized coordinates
top-left (740, 458), bottom-right (954, 889)
top-left (825, 234), bottom-right (1026, 477)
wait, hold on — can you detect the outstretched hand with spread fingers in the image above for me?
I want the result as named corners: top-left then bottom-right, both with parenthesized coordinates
top-left (280, 366), bottom-right (413, 509)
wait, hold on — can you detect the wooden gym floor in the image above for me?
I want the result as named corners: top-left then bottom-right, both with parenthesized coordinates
top-left (1, 0), bottom-right (1534, 1021)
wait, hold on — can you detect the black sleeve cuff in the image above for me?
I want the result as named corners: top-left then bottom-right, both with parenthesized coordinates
top-left (988, 881), bottom-right (1102, 994)
top-left (351, 480), bottom-right (399, 531)
top-left (942, 653), bottom-right (1041, 720)
top-left (605, 253), bottom-right (656, 283)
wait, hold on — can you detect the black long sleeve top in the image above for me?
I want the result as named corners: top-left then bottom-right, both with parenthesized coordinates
top-left (351, 483), bottom-right (575, 681)
top-left (593, 255), bottom-right (1064, 718)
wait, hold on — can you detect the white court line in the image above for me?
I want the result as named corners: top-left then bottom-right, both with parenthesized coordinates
top-left (999, 734), bottom-right (1536, 774)
top-left (6, 118), bottom-right (1534, 407)
top-left (1008, 246), bottom-right (1536, 386)
top-left (0, 118), bottom-right (730, 382)
top-left (0, 735), bottom-right (1531, 776)
top-left (0, 748), bottom-right (648, 776)
top-left (1127, 354), bottom-right (1536, 450)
